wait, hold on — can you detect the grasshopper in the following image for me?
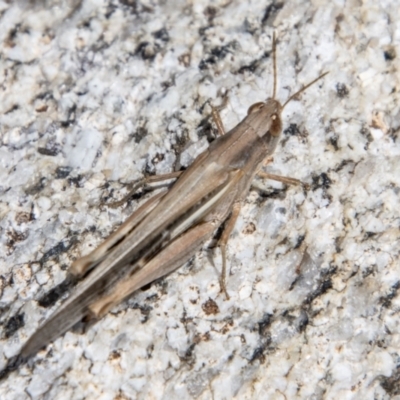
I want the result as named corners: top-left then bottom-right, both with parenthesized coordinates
top-left (0, 34), bottom-right (327, 379)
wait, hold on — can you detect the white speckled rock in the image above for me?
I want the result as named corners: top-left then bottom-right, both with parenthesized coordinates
top-left (1, 0), bottom-right (400, 399)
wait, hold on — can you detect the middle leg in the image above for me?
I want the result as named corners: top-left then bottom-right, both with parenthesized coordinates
top-left (217, 202), bottom-right (242, 300)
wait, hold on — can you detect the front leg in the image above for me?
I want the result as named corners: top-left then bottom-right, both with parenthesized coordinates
top-left (256, 170), bottom-right (308, 188)
top-left (256, 157), bottom-right (309, 188)
top-left (210, 95), bottom-right (229, 136)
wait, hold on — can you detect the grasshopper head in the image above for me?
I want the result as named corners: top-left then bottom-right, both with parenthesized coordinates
top-left (247, 98), bottom-right (283, 138)
top-left (245, 33), bottom-right (327, 140)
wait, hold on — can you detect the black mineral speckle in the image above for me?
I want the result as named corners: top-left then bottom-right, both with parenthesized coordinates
top-left (55, 166), bottom-right (72, 179)
top-left (384, 48), bottom-right (396, 61)
top-left (284, 123), bottom-right (301, 136)
top-left (336, 82), bottom-right (349, 98)
top-left (4, 313), bottom-right (25, 338)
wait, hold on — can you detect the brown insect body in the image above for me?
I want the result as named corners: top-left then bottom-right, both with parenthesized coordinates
top-left (18, 98), bottom-right (283, 361)
top-left (0, 34), bottom-right (327, 380)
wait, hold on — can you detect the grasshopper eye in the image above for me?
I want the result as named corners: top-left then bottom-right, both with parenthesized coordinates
top-left (269, 113), bottom-right (282, 136)
top-left (247, 102), bottom-right (264, 115)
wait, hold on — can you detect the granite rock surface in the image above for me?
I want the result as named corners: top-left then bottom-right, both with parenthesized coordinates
top-left (0, 0), bottom-right (399, 399)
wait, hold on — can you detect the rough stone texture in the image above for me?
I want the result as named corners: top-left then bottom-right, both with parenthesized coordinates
top-left (0, 0), bottom-right (399, 399)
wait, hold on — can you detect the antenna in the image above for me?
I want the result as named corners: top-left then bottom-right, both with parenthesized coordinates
top-left (282, 71), bottom-right (329, 109)
top-left (272, 32), bottom-right (277, 99)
